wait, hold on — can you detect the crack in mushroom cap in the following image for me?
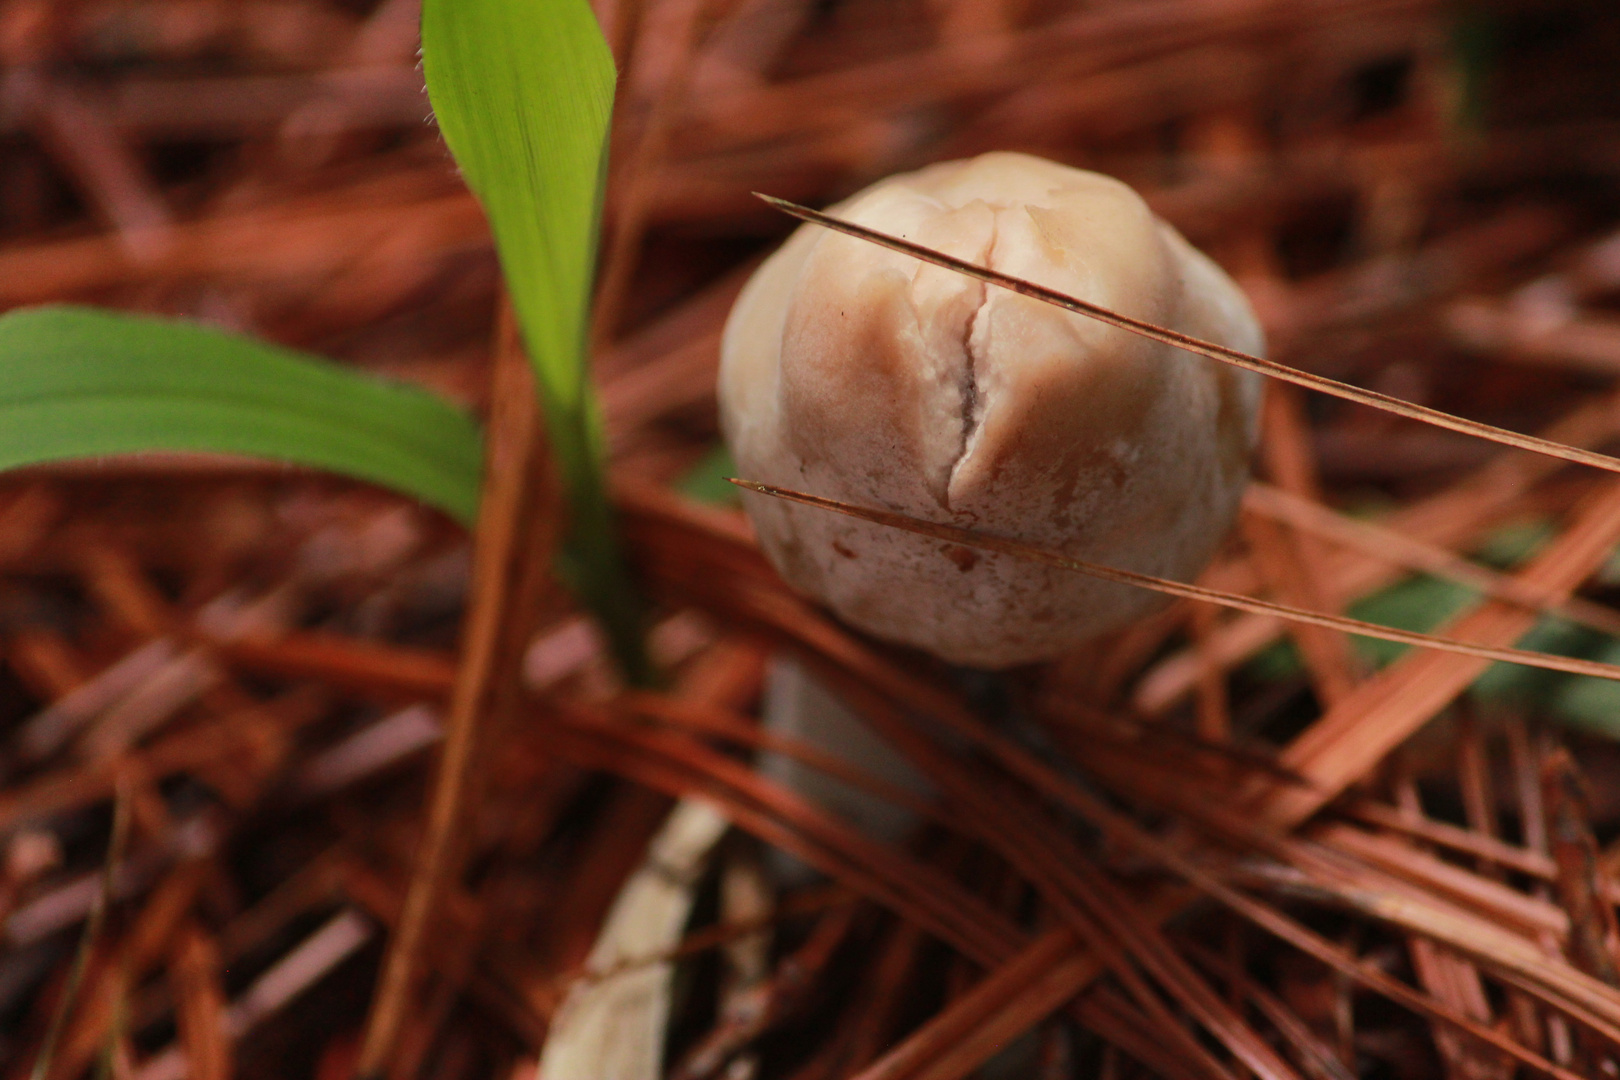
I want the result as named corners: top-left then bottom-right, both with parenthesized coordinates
top-left (720, 152), bottom-right (1265, 668)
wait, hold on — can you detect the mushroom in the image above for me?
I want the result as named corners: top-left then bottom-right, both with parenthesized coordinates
top-left (720, 151), bottom-right (1265, 668)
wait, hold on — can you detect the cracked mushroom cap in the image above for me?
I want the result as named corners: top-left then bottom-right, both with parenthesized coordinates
top-left (720, 152), bottom-right (1264, 668)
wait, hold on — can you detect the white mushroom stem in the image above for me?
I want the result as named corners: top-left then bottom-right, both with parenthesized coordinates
top-left (758, 656), bottom-right (932, 883)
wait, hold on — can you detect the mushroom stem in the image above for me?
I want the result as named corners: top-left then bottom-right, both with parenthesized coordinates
top-left (759, 656), bottom-right (932, 882)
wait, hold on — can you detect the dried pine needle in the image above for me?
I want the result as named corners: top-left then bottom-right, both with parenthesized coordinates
top-left (730, 478), bottom-right (1620, 684)
top-left (757, 194), bottom-right (1620, 479)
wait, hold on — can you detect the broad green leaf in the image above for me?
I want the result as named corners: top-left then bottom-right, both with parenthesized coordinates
top-left (678, 444), bottom-right (741, 506)
top-left (1348, 574), bottom-right (1478, 668)
top-left (0, 305), bottom-right (484, 525)
top-left (1244, 518), bottom-right (1620, 736)
top-left (1471, 517), bottom-right (1553, 568)
top-left (1552, 640), bottom-right (1620, 738)
top-left (422, 0), bottom-right (648, 681)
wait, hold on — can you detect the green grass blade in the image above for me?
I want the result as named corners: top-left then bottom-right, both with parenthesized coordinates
top-left (422, 0), bottom-right (648, 682)
top-left (0, 305), bottom-right (484, 525)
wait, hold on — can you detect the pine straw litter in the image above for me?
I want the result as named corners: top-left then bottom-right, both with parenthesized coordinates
top-left (6, 0), bottom-right (1620, 1078)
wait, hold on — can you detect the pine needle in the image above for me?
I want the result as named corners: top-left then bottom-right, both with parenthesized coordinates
top-left (30, 776), bottom-right (132, 1080)
top-left (755, 194), bottom-right (1620, 478)
top-left (729, 477), bottom-right (1620, 683)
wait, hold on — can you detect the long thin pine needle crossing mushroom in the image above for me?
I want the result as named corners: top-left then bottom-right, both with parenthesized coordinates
top-left (756, 193), bottom-right (1620, 478)
top-left (729, 477), bottom-right (1620, 684)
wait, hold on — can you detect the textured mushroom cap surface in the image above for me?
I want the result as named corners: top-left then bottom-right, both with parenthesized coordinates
top-left (720, 152), bottom-right (1264, 668)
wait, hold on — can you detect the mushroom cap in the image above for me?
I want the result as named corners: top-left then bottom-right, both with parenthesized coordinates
top-left (719, 152), bottom-right (1264, 668)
